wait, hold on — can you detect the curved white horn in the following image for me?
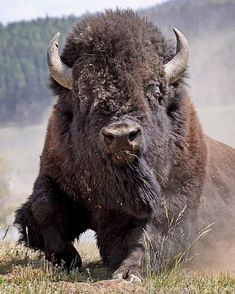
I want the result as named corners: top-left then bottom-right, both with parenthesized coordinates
top-left (164, 28), bottom-right (189, 84)
top-left (47, 32), bottom-right (73, 90)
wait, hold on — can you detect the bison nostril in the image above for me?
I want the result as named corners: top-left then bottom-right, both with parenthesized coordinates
top-left (103, 133), bottom-right (114, 145)
top-left (128, 130), bottom-right (139, 142)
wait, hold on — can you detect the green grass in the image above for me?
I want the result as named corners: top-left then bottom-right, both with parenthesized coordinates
top-left (0, 276), bottom-right (5, 285)
top-left (145, 268), bottom-right (235, 294)
top-left (0, 242), bottom-right (235, 294)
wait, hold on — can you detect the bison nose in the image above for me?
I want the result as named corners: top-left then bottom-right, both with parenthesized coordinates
top-left (101, 123), bottom-right (142, 152)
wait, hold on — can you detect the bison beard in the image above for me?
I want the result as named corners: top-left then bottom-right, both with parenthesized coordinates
top-left (14, 9), bottom-right (235, 282)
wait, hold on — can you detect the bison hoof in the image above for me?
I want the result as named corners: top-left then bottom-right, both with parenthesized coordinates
top-left (45, 246), bottom-right (82, 271)
top-left (112, 267), bottom-right (142, 284)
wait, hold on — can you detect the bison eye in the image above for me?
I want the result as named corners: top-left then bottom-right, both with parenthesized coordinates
top-left (146, 81), bottom-right (162, 103)
top-left (152, 86), bottom-right (161, 98)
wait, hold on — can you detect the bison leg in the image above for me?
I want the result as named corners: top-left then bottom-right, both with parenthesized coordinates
top-left (97, 216), bottom-right (145, 283)
top-left (14, 174), bottom-right (90, 270)
top-left (111, 226), bottom-right (145, 283)
top-left (42, 226), bottom-right (82, 269)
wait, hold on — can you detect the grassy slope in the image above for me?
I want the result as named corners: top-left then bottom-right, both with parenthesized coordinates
top-left (0, 242), bottom-right (235, 293)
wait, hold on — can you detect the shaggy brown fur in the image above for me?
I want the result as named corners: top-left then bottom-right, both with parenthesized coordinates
top-left (15, 10), bottom-right (235, 280)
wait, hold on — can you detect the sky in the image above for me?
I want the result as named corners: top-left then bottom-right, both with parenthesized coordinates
top-left (0, 0), bottom-right (166, 25)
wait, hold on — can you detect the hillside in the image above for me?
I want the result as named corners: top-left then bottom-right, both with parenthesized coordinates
top-left (0, 0), bottom-right (234, 126)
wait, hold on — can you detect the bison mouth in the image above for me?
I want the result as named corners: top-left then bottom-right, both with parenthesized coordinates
top-left (110, 150), bottom-right (138, 166)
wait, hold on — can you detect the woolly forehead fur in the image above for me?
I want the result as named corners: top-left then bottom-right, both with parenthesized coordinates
top-left (50, 9), bottom-right (175, 104)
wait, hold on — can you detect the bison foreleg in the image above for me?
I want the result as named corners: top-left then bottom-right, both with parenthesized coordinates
top-left (42, 225), bottom-right (82, 269)
top-left (97, 221), bottom-right (145, 283)
top-left (15, 174), bottom-right (89, 270)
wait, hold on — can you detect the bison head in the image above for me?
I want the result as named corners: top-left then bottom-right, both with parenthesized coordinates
top-left (46, 11), bottom-right (189, 216)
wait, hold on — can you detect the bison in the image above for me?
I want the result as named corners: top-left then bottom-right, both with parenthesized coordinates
top-left (15, 10), bottom-right (235, 282)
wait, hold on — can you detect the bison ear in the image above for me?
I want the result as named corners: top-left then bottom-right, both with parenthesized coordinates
top-left (47, 32), bottom-right (73, 90)
top-left (164, 28), bottom-right (189, 84)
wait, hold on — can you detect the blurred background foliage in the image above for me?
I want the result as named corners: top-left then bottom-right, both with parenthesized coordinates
top-left (0, 16), bottom-right (76, 125)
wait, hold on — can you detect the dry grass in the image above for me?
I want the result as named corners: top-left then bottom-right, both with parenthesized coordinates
top-left (0, 241), bottom-right (235, 294)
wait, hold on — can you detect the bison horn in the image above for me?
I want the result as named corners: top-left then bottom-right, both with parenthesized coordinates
top-left (164, 28), bottom-right (189, 84)
top-left (47, 32), bottom-right (73, 90)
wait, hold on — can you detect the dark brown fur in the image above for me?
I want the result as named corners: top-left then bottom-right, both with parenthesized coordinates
top-left (15, 10), bottom-right (235, 278)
